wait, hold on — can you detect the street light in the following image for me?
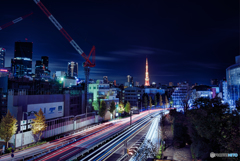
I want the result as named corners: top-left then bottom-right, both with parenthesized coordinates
top-left (21, 111), bottom-right (37, 149)
top-left (130, 111), bottom-right (133, 125)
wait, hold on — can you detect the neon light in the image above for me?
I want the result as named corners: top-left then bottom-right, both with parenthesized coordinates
top-left (0, 69), bottom-right (8, 72)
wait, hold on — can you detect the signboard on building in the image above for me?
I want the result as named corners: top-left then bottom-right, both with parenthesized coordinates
top-left (20, 125), bottom-right (26, 131)
top-left (27, 102), bottom-right (64, 120)
top-left (28, 119), bottom-right (33, 124)
top-left (28, 124), bottom-right (32, 129)
top-left (20, 120), bottom-right (27, 125)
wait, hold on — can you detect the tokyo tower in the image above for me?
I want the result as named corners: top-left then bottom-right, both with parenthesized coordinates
top-left (145, 57), bottom-right (150, 86)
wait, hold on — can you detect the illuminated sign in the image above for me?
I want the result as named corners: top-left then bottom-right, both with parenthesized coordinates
top-left (0, 69), bottom-right (8, 72)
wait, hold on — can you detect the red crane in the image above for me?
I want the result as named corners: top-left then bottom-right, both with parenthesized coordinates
top-left (0, 12), bottom-right (33, 30)
top-left (33, 0), bottom-right (95, 68)
top-left (33, 0), bottom-right (95, 116)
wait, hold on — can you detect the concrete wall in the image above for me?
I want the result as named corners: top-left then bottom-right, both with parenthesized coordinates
top-left (12, 115), bottom-right (98, 148)
top-left (7, 94), bottom-right (71, 132)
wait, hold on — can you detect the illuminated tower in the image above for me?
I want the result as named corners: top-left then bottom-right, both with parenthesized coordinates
top-left (145, 58), bottom-right (150, 86)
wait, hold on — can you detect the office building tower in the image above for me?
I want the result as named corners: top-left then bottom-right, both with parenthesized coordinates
top-left (67, 61), bottom-right (78, 77)
top-left (152, 82), bottom-right (156, 88)
top-left (42, 56), bottom-right (50, 76)
top-left (35, 60), bottom-right (43, 77)
top-left (0, 48), bottom-right (5, 68)
top-left (135, 81), bottom-right (139, 86)
top-left (226, 55), bottom-right (240, 107)
top-left (127, 75), bottom-right (134, 86)
top-left (103, 76), bottom-right (108, 84)
top-left (11, 42), bottom-right (33, 77)
top-left (145, 58), bottom-right (150, 86)
top-left (211, 79), bottom-right (219, 86)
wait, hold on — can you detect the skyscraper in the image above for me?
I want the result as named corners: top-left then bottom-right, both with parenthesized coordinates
top-left (145, 58), bottom-right (150, 86)
top-left (67, 61), bottom-right (78, 77)
top-left (11, 42), bottom-right (33, 77)
top-left (35, 56), bottom-right (50, 77)
top-left (127, 75), bottom-right (134, 86)
top-left (42, 56), bottom-right (50, 76)
top-left (35, 60), bottom-right (43, 77)
top-left (0, 48), bottom-right (5, 68)
top-left (103, 76), bottom-right (108, 84)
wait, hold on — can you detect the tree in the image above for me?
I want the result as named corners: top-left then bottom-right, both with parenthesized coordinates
top-left (149, 96), bottom-right (152, 110)
top-left (159, 95), bottom-right (163, 107)
top-left (154, 94), bottom-right (157, 107)
top-left (110, 101), bottom-right (116, 119)
top-left (0, 110), bottom-right (18, 148)
top-left (99, 100), bottom-right (107, 120)
top-left (92, 100), bottom-right (99, 111)
top-left (125, 101), bottom-right (131, 114)
top-left (118, 101), bottom-right (125, 114)
top-left (165, 95), bottom-right (169, 108)
top-left (31, 108), bottom-right (47, 142)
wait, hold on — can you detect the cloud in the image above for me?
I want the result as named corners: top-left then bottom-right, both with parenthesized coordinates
top-left (90, 68), bottom-right (112, 74)
top-left (151, 74), bottom-right (178, 77)
top-left (95, 56), bottom-right (120, 61)
top-left (109, 46), bottom-right (178, 56)
top-left (190, 62), bottom-right (221, 69)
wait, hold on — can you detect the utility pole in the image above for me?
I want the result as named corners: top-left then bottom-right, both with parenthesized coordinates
top-left (130, 111), bottom-right (132, 125)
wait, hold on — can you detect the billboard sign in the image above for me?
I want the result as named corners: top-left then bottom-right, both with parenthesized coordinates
top-left (21, 120), bottom-right (27, 125)
top-left (27, 102), bottom-right (64, 120)
top-left (21, 125), bottom-right (26, 131)
top-left (28, 124), bottom-right (32, 129)
top-left (28, 119), bottom-right (33, 124)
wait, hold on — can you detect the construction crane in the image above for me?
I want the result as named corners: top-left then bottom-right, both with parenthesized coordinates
top-left (33, 0), bottom-right (95, 116)
top-left (0, 12), bottom-right (33, 30)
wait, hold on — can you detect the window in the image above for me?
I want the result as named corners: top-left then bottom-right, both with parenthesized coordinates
top-left (58, 106), bottom-right (62, 111)
top-left (93, 86), bottom-right (96, 89)
top-left (44, 108), bottom-right (46, 114)
top-left (89, 87), bottom-right (91, 89)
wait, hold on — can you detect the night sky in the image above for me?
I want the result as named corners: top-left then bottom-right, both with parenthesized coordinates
top-left (0, 0), bottom-right (239, 85)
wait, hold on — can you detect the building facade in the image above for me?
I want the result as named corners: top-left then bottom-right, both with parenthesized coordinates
top-left (124, 87), bottom-right (144, 108)
top-left (103, 76), bottom-right (108, 84)
top-left (226, 55), bottom-right (240, 107)
top-left (88, 80), bottom-right (119, 112)
top-left (68, 61), bottom-right (78, 77)
top-left (172, 82), bottom-right (190, 109)
top-left (0, 47), bottom-right (5, 68)
top-left (11, 42), bottom-right (33, 77)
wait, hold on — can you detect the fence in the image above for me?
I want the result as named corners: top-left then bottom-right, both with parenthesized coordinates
top-left (14, 112), bottom-right (99, 148)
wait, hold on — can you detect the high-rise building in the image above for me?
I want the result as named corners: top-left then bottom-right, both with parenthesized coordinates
top-left (42, 56), bottom-right (50, 76)
top-left (211, 79), bottom-right (219, 86)
top-left (145, 58), bottom-right (150, 86)
top-left (35, 56), bottom-right (50, 77)
top-left (103, 76), bottom-right (108, 84)
top-left (127, 75), bottom-right (134, 86)
top-left (35, 60), bottom-right (43, 77)
top-left (169, 82), bottom-right (174, 87)
top-left (67, 61), bottom-right (78, 77)
top-left (0, 48), bottom-right (6, 68)
top-left (226, 55), bottom-right (240, 107)
top-left (152, 82), bottom-right (156, 88)
top-left (135, 81), bottom-right (139, 86)
top-left (114, 80), bottom-right (116, 86)
top-left (11, 42), bottom-right (33, 77)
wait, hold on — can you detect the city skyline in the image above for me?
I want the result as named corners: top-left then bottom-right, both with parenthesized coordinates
top-left (0, 0), bottom-right (238, 85)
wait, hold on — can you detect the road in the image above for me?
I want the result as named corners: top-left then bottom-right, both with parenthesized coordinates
top-left (0, 109), bottom-right (163, 161)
